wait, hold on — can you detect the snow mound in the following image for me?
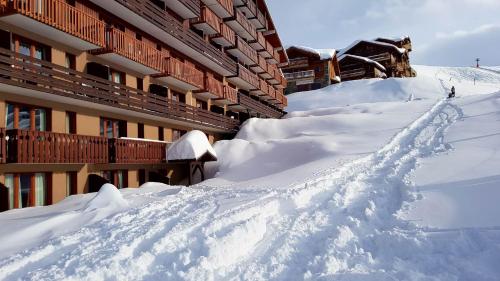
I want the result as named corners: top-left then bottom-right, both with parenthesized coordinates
top-left (286, 76), bottom-right (444, 112)
top-left (85, 184), bottom-right (128, 211)
top-left (338, 54), bottom-right (386, 71)
top-left (167, 130), bottom-right (217, 161)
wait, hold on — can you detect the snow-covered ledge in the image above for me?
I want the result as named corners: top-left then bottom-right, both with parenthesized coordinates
top-left (167, 130), bottom-right (217, 162)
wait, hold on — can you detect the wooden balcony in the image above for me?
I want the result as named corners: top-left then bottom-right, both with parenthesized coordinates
top-left (227, 64), bottom-right (259, 91)
top-left (5, 129), bottom-right (109, 164)
top-left (155, 57), bottom-right (204, 91)
top-left (259, 62), bottom-right (274, 79)
top-left (164, 0), bottom-right (201, 19)
top-left (235, 93), bottom-right (283, 118)
top-left (249, 31), bottom-right (266, 52)
top-left (89, 0), bottom-right (236, 76)
top-left (259, 40), bottom-right (274, 59)
top-left (90, 28), bottom-right (168, 75)
top-left (191, 6), bottom-right (221, 35)
top-left (109, 138), bottom-right (166, 164)
top-left (284, 70), bottom-right (315, 81)
top-left (194, 74), bottom-right (224, 100)
top-left (267, 48), bottom-right (281, 64)
top-left (2, 129), bottom-right (168, 164)
top-left (287, 57), bottom-right (309, 69)
top-left (249, 7), bottom-right (266, 30)
top-left (276, 75), bottom-right (288, 89)
top-left (0, 47), bottom-right (239, 132)
top-left (212, 84), bottom-right (238, 106)
top-left (209, 22), bottom-right (235, 47)
top-left (0, 0), bottom-right (105, 50)
top-left (201, 0), bottom-right (233, 18)
top-left (250, 78), bottom-right (268, 97)
top-left (225, 8), bottom-right (257, 41)
top-left (250, 55), bottom-right (267, 74)
top-left (226, 36), bottom-right (258, 66)
top-left (235, 0), bottom-right (256, 19)
top-left (267, 66), bottom-right (284, 85)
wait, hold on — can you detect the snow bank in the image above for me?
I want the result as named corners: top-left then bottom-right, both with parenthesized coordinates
top-left (167, 130), bottom-right (217, 161)
top-left (85, 183), bottom-right (128, 211)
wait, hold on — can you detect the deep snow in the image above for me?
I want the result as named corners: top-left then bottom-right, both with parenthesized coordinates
top-left (0, 66), bottom-right (500, 280)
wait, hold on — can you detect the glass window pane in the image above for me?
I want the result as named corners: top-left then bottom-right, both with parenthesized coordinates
top-left (107, 120), bottom-right (113, 138)
top-left (19, 174), bottom-right (31, 208)
top-left (18, 107), bottom-right (30, 130)
top-left (34, 173), bottom-right (45, 206)
top-left (100, 118), bottom-right (104, 136)
top-left (35, 108), bottom-right (46, 131)
top-left (19, 42), bottom-right (30, 56)
top-left (34, 47), bottom-right (43, 60)
top-left (6, 104), bottom-right (14, 129)
top-left (4, 174), bottom-right (14, 210)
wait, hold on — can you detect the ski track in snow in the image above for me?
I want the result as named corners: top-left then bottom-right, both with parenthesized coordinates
top-left (1, 99), bottom-right (496, 281)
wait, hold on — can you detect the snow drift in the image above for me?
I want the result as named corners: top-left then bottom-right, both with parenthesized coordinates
top-left (167, 130), bottom-right (217, 161)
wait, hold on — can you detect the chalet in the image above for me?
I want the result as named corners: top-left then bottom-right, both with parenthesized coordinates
top-left (282, 46), bottom-right (341, 94)
top-left (338, 39), bottom-right (413, 78)
top-left (0, 0), bottom-right (288, 211)
top-left (338, 54), bottom-right (387, 81)
top-left (375, 36), bottom-right (412, 52)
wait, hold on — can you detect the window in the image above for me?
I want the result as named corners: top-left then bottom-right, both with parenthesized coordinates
top-left (102, 170), bottom-right (127, 189)
top-left (14, 36), bottom-right (50, 61)
top-left (66, 172), bottom-right (77, 196)
top-left (196, 100), bottom-right (207, 110)
top-left (109, 69), bottom-right (125, 85)
top-left (137, 78), bottom-right (144, 91)
top-left (65, 53), bottom-right (76, 70)
top-left (6, 103), bottom-right (48, 131)
top-left (100, 118), bottom-right (126, 138)
top-left (65, 111), bottom-right (76, 134)
top-left (172, 129), bottom-right (186, 141)
top-left (158, 127), bottom-right (164, 141)
top-left (3, 173), bottom-right (48, 209)
top-left (138, 123), bottom-right (145, 139)
top-left (171, 91), bottom-right (186, 103)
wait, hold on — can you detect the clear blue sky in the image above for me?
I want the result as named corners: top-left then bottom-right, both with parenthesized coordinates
top-left (267, 0), bottom-right (500, 67)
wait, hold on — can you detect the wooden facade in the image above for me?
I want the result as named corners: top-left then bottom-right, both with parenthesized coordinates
top-left (338, 39), bottom-right (413, 79)
top-left (282, 46), bottom-right (341, 94)
top-left (0, 0), bottom-right (288, 211)
top-left (338, 54), bottom-right (387, 81)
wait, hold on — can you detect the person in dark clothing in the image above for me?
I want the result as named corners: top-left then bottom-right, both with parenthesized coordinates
top-left (449, 86), bottom-right (456, 98)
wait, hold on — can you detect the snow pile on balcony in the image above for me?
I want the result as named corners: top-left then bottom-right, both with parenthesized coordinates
top-left (167, 130), bottom-right (217, 161)
top-left (338, 54), bottom-right (387, 71)
top-left (338, 40), bottom-right (407, 56)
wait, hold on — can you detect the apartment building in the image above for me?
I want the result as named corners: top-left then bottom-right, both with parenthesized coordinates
top-left (0, 0), bottom-right (288, 211)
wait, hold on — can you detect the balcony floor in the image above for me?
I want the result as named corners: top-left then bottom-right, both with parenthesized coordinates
top-left (0, 14), bottom-right (101, 50)
top-left (155, 76), bottom-right (202, 92)
top-left (93, 52), bottom-right (161, 75)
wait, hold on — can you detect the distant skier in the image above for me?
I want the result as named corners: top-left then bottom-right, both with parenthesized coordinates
top-left (448, 86), bottom-right (456, 99)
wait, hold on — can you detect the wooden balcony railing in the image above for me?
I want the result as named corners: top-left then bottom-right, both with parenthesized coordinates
top-left (192, 6), bottom-right (221, 33)
top-left (216, 0), bottom-right (233, 16)
top-left (0, 0), bottom-right (106, 47)
top-left (240, 0), bottom-right (256, 17)
top-left (109, 138), bottom-right (167, 164)
top-left (223, 85), bottom-right (238, 104)
top-left (236, 36), bottom-right (258, 64)
top-left (287, 58), bottom-right (309, 68)
top-left (113, 0), bottom-right (236, 74)
top-left (220, 22), bottom-right (236, 45)
top-left (5, 129), bottom-right (109, 164)
top-left (238, 93), bottom-right (282, 119)
top-left (234, 8), bottom-right (257, 40)
top-left (0, 47), bottom-right (239, 132)
top-left (254, 32), bottom-right (266, 50)
top-left (238, 64), bottom-right (260, 89)
top-left (178, 0), bottom-right (201, 17)
top-left (93, 27), bottom-right (168, 73)
top-left (205, 75), bottom-right (224, 98)
top-left (0, 128), bottom-right (6, 164)
top-left (164, 57), bottom-right (205, 89)
top-left (284, 70), bottom-right (315, 80)
top-left (259, 78), bottom-right (268, 95)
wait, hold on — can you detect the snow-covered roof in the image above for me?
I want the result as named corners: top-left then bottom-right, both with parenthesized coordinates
top-left (338, 54), bottom-right (387, 72)
top-left (287, 45), bottom-right (337, 60)
top-left (374, 36), bottom-right (411, 43)
top-left (338, 40), bottom-right (407, 57)
top-left (167, 130), bottom-right (217, 162)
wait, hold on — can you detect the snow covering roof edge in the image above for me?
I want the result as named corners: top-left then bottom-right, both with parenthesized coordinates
top-left (338, 40), bottom-right (407, 57)
top-left (286, 45), bottom-right (337, 60)
top-left (338, 54), bottom-right (387, 72)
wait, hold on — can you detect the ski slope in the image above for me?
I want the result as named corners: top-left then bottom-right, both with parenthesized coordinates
top-left (1, 66), bottom-right (500, 280)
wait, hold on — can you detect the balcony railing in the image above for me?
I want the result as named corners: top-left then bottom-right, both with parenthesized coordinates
top-left (163, 57), bottom-right (205, 89)
top-left (209, 21), bottom-right (235, 47)
top-left (0, 0), bottom-right (106, 47)
top-left (239, 64), bottom-right (260, 89)
top-left (287, 58), bottom-right (309, 68)
top-left (223, 85), bottom-right (238, 104)
top-left (238, 93), bottom-right (282, 119)
top-left (228, 36), bottom-right (258, 65)
top-left (190, 6), bottom-right (221, 35)
top-left (250, 31), bottom-right (266, 51)
top-left (229, 8), bottom-right (257, 40)
top-left (109, 138), bottom-right (166, 164)
top-left (203, 75), bottom-right (224, 98)
top-left (5, 129), bottom-right (109, 164)
top-left (92, 27), bottom-right (168, 73)
top-left (284, 70), bottom-right (315, 80)
top-left (0, 47), bottom-right (239, 132)
top-left (2, 129), bottom-right (168, 164)
top-left (112, 0), bottom-right (236, 74)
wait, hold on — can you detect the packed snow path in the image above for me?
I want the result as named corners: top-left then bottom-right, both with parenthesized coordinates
top-left (1, 99), bottom-right (495, 280)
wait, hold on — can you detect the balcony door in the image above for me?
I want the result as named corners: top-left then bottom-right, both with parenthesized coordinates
top-left (5, 103), bottom-right (48, 131)
top-left (4, 173), bottom-right (49, 209)
top-left (100, 118), bottom-right (126, 138)
top-left (14, 36), bottom-right (50, 62)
